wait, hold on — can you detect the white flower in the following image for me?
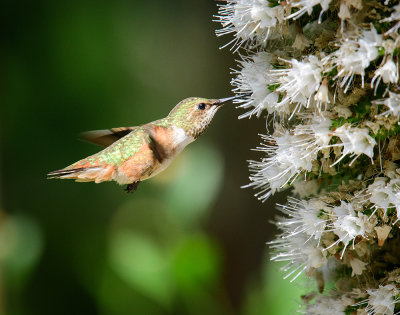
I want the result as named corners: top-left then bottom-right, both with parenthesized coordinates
top-left (246, 132), bottom-right (310, 200)
top-left (374, 59), bottom-right (398, 84)
top-left (292, 179), bottom-right (319, 197)
top-left (381, 4), bottom-right (400, 35)
top-left (329, 201), bottom-right (369, 258)
top-left (327, 27), bottom-right (382, 92)
top-left (215, 0), bottom-right (284, 50)
top-left (307, 295), bottom-right (347, 315)
top-left (368, 178), bottom-right (394, 210)
top-left (314, 78), bottom-right (330, 108)
top-left (369, 178), bottom-right (389, 201)
top-left (367, 177), bottom-right (400, 221)
top-left (330, 40), bottom-right (364, 90)
top-left (338, 2), bottom-right (351, 21)
top-left (302, 242), bottom-right (328, 269)
top-left (246, 118), bottom-right (332, 201)
top-left (312, 117), bottom-right (333, 146)
top-left (250, 1), bottom-right (282, 29)
top-left (231, 52), bottom-right (281, 118)
top-left (360, 27), bottom-right (383, 59)
top-left (333, 125), bottom-right (376, 165)
top-left (366, 284), bottom-right (399, 315)
top-left (382, 39), bottom-right (396, 55)
top-left (374, 92), bottom-right (400, 117)
top-left (270, 235), bottom-right (327, 281)
top-left (276, 197), bottom-right (328, 242)
top-left (274, 55), bottom-right (324, 116)
top-left (371, 59), bottom-right (399, 92)
top-left (247, 122), bottom-right (376, 202)
top-left (286, 0), bottom-right (332, 21)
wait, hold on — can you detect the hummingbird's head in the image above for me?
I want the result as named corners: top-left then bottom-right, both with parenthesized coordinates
top-left (168, 96), bottom-right (236, 138)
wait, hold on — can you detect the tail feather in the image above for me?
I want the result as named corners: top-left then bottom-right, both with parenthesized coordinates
top-left (47, 165), bottom-right (114, 183)
top-left (47, 168), bottom-right (87, 179)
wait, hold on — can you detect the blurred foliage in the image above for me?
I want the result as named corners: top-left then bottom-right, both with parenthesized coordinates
top-left (0, 214), bottom-right (43, 310)
top-left (2, 0), bottom-right (302, 314)
top-left (244, 262), bottom-right (308, 315)
top-left (104, 145), bottom-right (224, 313)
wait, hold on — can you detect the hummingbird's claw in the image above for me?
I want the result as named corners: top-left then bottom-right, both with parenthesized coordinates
top-left (125, 181), bottom-right (141, 193)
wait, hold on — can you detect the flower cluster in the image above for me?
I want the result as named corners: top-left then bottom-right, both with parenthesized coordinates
top-left (215, 0), bottom-right (285, 51)
top-left (216, 0), bottom-right (400, 313)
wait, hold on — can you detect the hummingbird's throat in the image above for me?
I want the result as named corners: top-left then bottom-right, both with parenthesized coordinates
top-left (188, 105), bottom-right (219, 138)
top-left (172, 126), bottom-right (194, 148)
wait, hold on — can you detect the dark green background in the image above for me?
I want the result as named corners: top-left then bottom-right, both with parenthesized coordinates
top-left (2, 0), bottom-right (304, 314)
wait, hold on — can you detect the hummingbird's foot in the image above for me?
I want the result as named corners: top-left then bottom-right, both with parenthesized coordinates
top-left (125, 181), bottom-right (140, 193)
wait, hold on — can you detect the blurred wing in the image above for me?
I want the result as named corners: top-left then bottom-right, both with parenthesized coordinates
top-left (80, 127), bottom-right (136, 147)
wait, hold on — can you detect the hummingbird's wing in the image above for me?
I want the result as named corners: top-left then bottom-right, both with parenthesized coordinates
top-left (80, 127), bottom-right (137, 147)
top-left (80, 126), bottom-right (166, 162)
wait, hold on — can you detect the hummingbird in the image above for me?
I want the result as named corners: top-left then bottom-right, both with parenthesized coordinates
top-left (47, 96), bottom-right (237, 193)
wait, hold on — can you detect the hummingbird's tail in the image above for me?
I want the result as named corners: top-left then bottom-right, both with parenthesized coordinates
top-left (47, 167), bottom-right (89, 179)
top-left (47, 162), bottom-right (115, 183)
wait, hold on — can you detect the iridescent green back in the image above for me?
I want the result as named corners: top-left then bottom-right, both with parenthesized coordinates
top-left (88, 127), bottom-right (149, 166)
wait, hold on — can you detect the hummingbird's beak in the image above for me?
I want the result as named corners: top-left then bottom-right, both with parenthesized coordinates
top-left (214, 95), bottom-right (242, 106)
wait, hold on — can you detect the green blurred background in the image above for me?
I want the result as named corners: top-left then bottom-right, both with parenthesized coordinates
top-left (2, 0), bottom-right (305, 314)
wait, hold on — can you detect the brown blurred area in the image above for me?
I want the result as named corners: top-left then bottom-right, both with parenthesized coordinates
top-left (1, 0), bottom-right (296, 314)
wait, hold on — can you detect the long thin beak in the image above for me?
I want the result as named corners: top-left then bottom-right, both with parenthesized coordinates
top-left (215, 95), bottom-right (242, 106)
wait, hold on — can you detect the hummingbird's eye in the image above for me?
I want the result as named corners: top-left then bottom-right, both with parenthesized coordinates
top-left (197, 103), bottom-right (206, 110)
